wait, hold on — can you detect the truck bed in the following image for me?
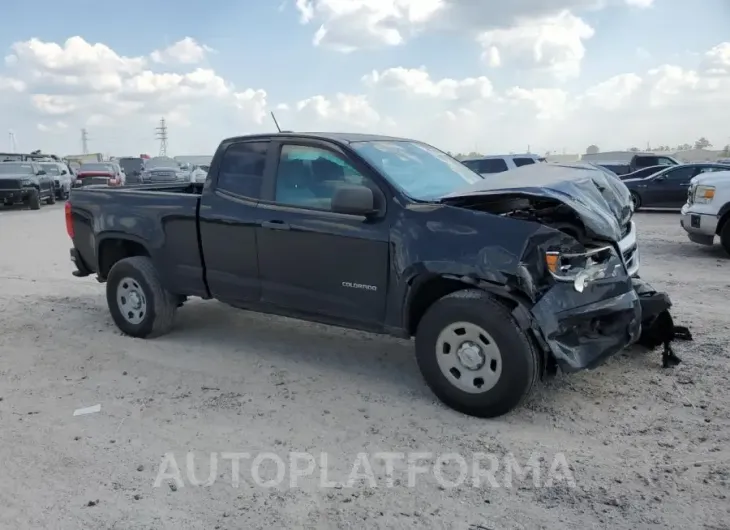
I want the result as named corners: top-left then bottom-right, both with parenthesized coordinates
top-left (69, 182), bottom-right (207, 297)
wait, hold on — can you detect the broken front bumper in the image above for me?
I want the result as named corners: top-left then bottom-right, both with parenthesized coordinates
top-left (530, 276), bottom-right (642, 373)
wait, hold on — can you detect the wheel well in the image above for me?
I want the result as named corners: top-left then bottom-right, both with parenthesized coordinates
top-left (406, 276), bottom-right (517, 336)
top-left (716, 208), bottom-right (730, 236)
top-left (98, 239), bottom-right (150, 278)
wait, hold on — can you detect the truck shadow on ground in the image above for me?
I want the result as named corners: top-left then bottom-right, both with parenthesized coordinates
top-left (36, 293), bottom-right (684, 419)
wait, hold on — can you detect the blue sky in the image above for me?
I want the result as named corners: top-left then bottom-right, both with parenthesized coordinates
top-left (1, 0), bottom-right (729, 155)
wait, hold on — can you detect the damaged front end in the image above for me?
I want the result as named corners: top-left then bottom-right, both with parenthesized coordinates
top-left (442, 163), bottom-right (691, 373)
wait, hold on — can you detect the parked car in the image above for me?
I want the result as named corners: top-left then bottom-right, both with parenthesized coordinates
top-left (64, 132), bottom-right (673, 418)
top-left (39, 161), bottom-right (75, 199)
top-left (618, 165), bottom-right (667, 182)
top-left (591, 153), bottom-right (680, 176)
top-left (461, 154), bottom-right (546, 175)
top-left (118, 157), bottom-right (144, 185)
top-left (140, 157), bottom-right (187, 184)
top-left (623, 163), bottom-right (730, 210)
top-left (0, 161), bottom-right (56, 209)
top-left (75, 162), bottom-right (124, 187)
top-left (680, 169), bottom-right (730, 255)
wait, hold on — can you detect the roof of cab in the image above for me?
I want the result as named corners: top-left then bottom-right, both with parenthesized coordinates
top-left (220, 132), bottom-right (414, 145)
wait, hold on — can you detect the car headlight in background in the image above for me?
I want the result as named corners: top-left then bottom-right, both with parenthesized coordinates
top-left (693, 185), bottom-right (715, 204)
top-left (545, 245), bottom-right (622, 292)
top-left (21, 179), bottom-right (33, 186)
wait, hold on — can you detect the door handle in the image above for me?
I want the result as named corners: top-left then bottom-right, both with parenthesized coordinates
top-left (261, 220), bottom-right (290, 230)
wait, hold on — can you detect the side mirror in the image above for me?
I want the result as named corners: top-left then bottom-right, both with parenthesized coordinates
top-left (61, 170), bottom-right (68, 175)
top-left (653, 174), bottom-right (667, 182)
top-left (331, 185), bottom-right (376, 216)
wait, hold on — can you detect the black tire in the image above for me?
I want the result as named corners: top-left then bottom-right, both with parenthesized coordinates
top-left (28, 189), bottom-right (41, 210)
top-left (630, 191), bottom-right (641, 211)
top-left (720, 219), bottom-right (730, 257)
top-left (414, 289), bottom-right (540, 418)
top-left (46, 188), bottom-right (56, 204)
top-left (106, 256), bottom-right (177, 338)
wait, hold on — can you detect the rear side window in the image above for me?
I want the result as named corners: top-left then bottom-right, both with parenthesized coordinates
top-left (634, 156), bottom-right (658, 168)
top-left (479, 158), bottom-right (509, 173)
top-left (513, 157), bottom-right (535, 167)
top-left (217, 142), bottom-right (268, 198)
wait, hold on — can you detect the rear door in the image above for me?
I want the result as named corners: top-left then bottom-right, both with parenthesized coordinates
top-left (255, 139), bottom-right (390, 328)
top-left (198, 139), bottom-right (273, 304)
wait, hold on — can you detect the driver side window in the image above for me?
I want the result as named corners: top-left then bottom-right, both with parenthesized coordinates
top-left (274, 144), bottom-right (369, 211)
top-left (664, 167), bottom-right (694, 181)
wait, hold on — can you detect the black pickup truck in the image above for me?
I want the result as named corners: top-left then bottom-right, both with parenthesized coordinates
top-left (66, 133), bottom-right (682, 418)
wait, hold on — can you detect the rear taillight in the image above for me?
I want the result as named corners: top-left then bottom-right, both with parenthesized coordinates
top-left (65, 201), bottom-right (73, 239)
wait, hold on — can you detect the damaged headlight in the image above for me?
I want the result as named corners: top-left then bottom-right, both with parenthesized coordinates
top-left (693, 185), bottom-right (715, 204)
top-left (545, 245), bottom-right (620, 293)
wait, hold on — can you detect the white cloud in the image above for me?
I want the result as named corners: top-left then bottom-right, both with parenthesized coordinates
top-left (2, 33), bottom-right (729, 159)
top-left (478, 11), bottom-right (595, 79)
top-left (150, 37), bottom-right (213, 65)
top-left (1, 36), bottom-right (268, 154)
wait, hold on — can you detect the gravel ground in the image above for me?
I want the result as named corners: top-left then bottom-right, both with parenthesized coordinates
top-left (1, 204), bottom-right (729, 530)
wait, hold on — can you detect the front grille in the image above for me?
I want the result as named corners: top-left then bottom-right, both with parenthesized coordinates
top-left (623, 244), bottom-right (637, 269)
top-left (687, 186), bottom-right (694, 205)
top-left (0, 179), bottom-right (23, 190)
top-left (54, 179), bottom-right (60, 187)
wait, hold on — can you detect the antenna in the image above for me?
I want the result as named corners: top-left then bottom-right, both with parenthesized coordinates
top-left (81, 128), bottom-right (89, 154)
top-left (155, 117), bottom-right (168, 156)
top-left (270, 111), bottom-right (282, 133)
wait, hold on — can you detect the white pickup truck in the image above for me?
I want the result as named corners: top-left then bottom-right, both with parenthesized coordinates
top-left (680, 170), bottom-right (730, 255)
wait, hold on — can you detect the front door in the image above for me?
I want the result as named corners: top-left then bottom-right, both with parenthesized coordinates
top-left (256, 142), bottom-right (390, 328)
top-left (644, 166), bottom-right (695, 207)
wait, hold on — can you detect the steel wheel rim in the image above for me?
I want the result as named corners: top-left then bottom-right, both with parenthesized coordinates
top-left (116, 277), bottom-right (147, 325)
top-left (435, 322), bottom-right (503, 394)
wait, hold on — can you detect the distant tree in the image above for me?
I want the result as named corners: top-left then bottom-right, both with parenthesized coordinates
top-left (694, 137), bottom-right (712, 149)
top-left (628, 147), bottom-right (640, 152)
top-left (676, 143), bottom-right (692, 151)
top-left (586, 145), bottom-right (599, 155)
top-left (722, 145), bottom-right (730, 157)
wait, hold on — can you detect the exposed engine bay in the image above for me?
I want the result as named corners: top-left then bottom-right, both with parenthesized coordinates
top-left (445, 195), bottom-right (594, 245)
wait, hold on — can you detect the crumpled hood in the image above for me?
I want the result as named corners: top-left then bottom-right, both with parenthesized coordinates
top-left (441, 163), bottom-right (633, 242)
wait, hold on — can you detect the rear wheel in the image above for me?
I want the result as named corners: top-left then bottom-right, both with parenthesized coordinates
top-left (106, 256), bottom-right (178, 338)
top-left (414, 289), bottom-right (540, 418)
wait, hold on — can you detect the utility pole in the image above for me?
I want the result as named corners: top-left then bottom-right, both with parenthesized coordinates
top-left (155, 117), bottom-right (168, 156)
top-left (81, 128), bottom-right (89, 154)
top-left (8, 130), bottom-right (17, 152)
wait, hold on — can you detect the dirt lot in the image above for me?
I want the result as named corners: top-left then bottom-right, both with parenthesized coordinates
top-left (1, 204), bottom-right (728, 530)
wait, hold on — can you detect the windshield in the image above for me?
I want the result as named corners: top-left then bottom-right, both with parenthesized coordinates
top-left (351, 140), bottom-right (483, 201)
top-left (40, 163), bottom-right (61, 175)
top-left (0, 162), bottom-right (34, 174)
top-left (80, 163), bottom-right (113, 172)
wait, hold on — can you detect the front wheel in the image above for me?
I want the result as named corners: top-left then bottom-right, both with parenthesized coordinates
top-left (630, 191), bottom-right (641, 211)
top-left (415, 289), bottom-right (540, 418)
top-left (720, 219), bottom-right (730, 257)
top-left (28, 189), bottom-right (41, 210)
top-left (106, 256), bottom-right (178, 338)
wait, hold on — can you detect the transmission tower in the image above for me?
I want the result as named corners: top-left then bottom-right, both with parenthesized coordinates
top-left (155, 117), bottom-right (168, 156)
top-left (8, 130), bottom-right (17, 152)
top-left (81, 128), bottom-right (89, 154)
